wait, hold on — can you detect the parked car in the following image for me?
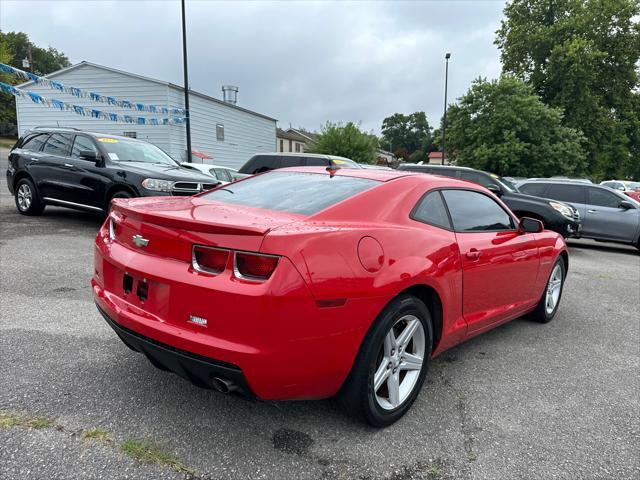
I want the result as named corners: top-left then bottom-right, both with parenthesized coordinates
top-left (600, 180), bottom-right (640, 202)
top-left (94, 167), bottom-right (568, 427)
top-left (518, 179), bottom-right (640, 249)
top-left (397, 164), bottom-right (582, 238)
top-left (6, 127), bottom-right (219, 216)
top-left (238, 152), bottom-right (361, 175)
top-left (180, 162), bottom-right (249, 184)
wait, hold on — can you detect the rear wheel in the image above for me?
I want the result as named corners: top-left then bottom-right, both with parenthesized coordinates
top-left (15, 178), bottom-right (45, 216)
top-left (105, 190), bottom-right (132, 213)
top-left (530, 257), bottom-right (565, 323)
top-left (337, 295), bottom-right (432, 427)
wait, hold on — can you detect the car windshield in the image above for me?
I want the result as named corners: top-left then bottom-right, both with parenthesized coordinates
top-left (626, 182), bottom-right (640, 190)
top-left (201, 171), bottom-right (379, 215)
top-left (489, 174), bottom-right (519, 193)
top-left (97, 137), bottom-right (179, 166)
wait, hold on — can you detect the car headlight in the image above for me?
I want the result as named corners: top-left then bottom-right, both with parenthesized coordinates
top-left (7, 162), bottom-right (15, 174)
top-left (549, 201), bottom-right (574, 219)
top-left (141, 178), bottom-right (174, 192)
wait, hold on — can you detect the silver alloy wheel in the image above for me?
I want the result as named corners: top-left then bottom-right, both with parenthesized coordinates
top-left (373, 314), bottom-right (426, 410)
top-left (17, 183), bottom-right (32, 211)
top-left (545, 264), bottom-right (563, 314)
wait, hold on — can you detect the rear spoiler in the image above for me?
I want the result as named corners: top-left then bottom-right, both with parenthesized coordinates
top-left (111, 199), bottom-right (270, 236)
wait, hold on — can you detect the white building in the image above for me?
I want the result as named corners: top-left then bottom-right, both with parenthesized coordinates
top-left (15, 61), bottom-right (277, 169)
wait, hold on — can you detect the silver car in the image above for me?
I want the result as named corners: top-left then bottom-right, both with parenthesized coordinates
top-left (518, 180), bottom-right (640, 249)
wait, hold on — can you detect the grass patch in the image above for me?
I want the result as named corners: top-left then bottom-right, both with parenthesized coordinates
top-left (0, 137), bottom-right (17, 149)
top-left (81, 427), bottom-right (110, 442)
top-left (120, 438), bottom-right (193, 474)
top-left (0, 410), bottom-right (55, 429)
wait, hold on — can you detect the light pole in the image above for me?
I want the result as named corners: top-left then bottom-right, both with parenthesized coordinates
top-left (181, 0), bottom-right (192, 163)
top-left (442, 52), bottom-right (451, 165)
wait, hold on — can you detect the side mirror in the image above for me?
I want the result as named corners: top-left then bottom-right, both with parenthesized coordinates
top-left (520, 217), bottom-right (544, 234)
top-left (619, 200), bottom-right (635, 210)
top-left (487, 184), bottom-right (503, 197)
top-left (79, 150), bottom-right (99, 162)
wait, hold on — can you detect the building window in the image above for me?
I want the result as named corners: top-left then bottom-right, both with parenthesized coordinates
top-left (123, 131), bottom-right (137, 138)
top-left (216, 124), bottom-right (224, 141)
top-left (295, 143), bottom-right (301, 152)
top-left (288, 140), bottom-right (292, 151)
top-left (279, 139), bottom-right (284, 151)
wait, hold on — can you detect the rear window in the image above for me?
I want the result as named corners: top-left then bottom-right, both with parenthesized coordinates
top-left (201, 171), bottom-right (379, 215)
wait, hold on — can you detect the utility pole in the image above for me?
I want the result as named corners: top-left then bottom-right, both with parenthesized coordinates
top-left (442, 52), bottom-right (451, 165)
top-left (181, 0), bottom-right (192, 163)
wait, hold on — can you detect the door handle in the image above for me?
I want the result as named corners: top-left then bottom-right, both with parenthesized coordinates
top-left (465, 248), bottom-right (481, 260)
top-left (587, 209), bottom-right (598, 213)
top-left (64, 163), bottom-right (74, 168)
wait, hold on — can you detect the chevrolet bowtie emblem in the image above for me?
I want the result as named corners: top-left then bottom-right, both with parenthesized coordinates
top-left (132, 234), bottom-right (149, 248)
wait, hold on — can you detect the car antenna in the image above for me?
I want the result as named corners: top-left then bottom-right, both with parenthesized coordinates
top-left (326, 164), bottom-right (340, 178)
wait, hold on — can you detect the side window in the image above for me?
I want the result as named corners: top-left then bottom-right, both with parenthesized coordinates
top-left (459, 170), bottom-right (490, 187)
top-left (21, 133), bottom-right (49, 152)
top-left (519, 183), bottom-right (549, 197)
top-left (279, 156), bottom-right (303, 168)
top-left (305, 157), bottom-right (328, 167)
top-left (214, 168), bottom-right (231, 182)
top-left (431, 168), bottom-right (458, 179)
top-left (208, 168), bottom-right (220, 180)
top-left (442, 189), bottom-right (514, 232)
top-left (216, 124), bottom-right (224, 141)
top-left (545, 184), bottom-right (586, 204)
top-left (588, 188), bottom-right (624, 208)
top-left (71, 136), bottom-right (99, 159)
top-left (412, 191), bottom-right (451, 230)
top-left (253, 155), bottom-right (279, 173)
top-left (42, 133), bottom-right (73, 156)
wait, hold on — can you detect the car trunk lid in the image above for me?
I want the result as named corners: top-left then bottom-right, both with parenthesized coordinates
top-left (110, 196), bottom-right (303, 262)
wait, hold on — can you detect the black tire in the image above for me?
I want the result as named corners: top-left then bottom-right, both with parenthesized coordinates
top-left (530, 256), bottom-right (566, 323)
top-left (337, 294), bottom-right (433, 427)
top-left (14, 177), bottom-right (45, 216)
top-left (105, 190), bottom-right (132, 213)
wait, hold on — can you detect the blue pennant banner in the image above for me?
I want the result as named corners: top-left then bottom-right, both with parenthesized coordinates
top-left (0, 81), bottom-right (188, 125)
top-left (0, 63), bottom-right (186, 114)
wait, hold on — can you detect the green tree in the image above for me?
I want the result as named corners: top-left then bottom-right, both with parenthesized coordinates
top-left (381, 112), bottom-right (434, 161)
top-left (308, 121), bottom-right (377, 164)
top-left (0, 31), bottom-right (71, 131)
top-left (446, 76), bottom-right (586, 177)
top-left (495, 0), bottom-right (640, 179)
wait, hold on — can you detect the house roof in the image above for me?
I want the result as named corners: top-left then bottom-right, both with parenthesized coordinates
top-left (428, 151), bottom-right (443, 158)
top-left (288, 128), bottom-right (318, 143)
top-left (276, 128), bottom-right (308, 142)
top-left (17, 61), bottom-right (277, 122)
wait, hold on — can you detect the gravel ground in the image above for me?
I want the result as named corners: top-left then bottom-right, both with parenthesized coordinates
top-left (1, 147), bottom-right (639, 479)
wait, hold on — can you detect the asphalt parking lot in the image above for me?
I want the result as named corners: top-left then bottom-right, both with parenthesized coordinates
top-left (1, 149), bottom-right (639, 480)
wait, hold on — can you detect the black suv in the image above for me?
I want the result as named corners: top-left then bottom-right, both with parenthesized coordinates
top-left (238, 153), bottom-right (361, 175)
top-left (6, 128), bottom-right (218, 216)
top-left (397, 164), bottom-right (582, 238)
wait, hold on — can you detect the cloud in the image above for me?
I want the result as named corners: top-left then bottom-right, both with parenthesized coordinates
top-left (2, 0), bottom-right (506, 134)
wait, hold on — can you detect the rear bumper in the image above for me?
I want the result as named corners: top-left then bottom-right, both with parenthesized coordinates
top-left (97, 303), bottom-right (255, 398)
top-left (93, 220), bottom-right (383, 400)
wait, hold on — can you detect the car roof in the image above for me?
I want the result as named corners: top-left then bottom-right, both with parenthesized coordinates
top-left (276, 166), bottom-right (485, 189)
top-left (29, 127), bottom-right (145, 143)
top-left (399, 163), bottom-right (477, 172)
top-left (251, 152), bottom-right (355, 161)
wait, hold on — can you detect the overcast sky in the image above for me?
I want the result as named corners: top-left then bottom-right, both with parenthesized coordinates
top-left (2, 0), bottom-right (507, 134)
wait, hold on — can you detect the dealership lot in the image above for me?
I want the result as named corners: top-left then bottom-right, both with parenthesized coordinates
top-left (1, 152), bottom-right (639, 479)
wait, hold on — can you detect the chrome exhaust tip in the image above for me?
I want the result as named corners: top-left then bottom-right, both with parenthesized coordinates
top-left (212, 377), bottom-right (238, 394)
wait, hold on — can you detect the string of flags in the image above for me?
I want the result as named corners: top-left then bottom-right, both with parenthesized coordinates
top-left (0, 81), bottom-right (188, 125)
top-left (0, 63), bottom-right (186, 115)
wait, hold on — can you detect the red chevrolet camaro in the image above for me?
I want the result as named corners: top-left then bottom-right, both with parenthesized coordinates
top-left (93, 167), bottom-right (568, 426)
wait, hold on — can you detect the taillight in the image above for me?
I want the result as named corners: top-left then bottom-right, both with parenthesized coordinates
top-left (192, 246), bottom-right (230, 274)
top-left (234, 252), bottom-right (279, 281)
